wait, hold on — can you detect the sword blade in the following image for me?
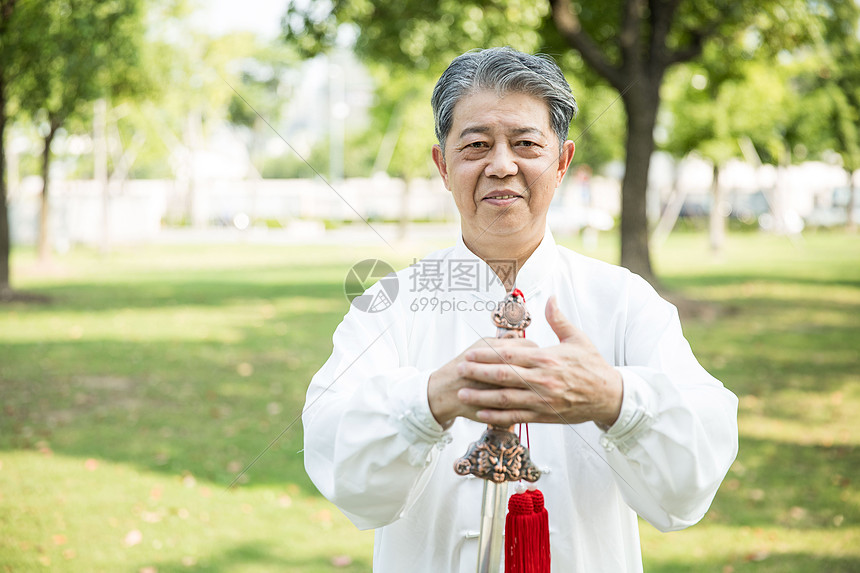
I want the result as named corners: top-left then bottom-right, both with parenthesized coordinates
top-left (476, 480), bottom-right (507, 573)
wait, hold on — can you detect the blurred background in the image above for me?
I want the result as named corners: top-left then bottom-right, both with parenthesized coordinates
top-left (0, 0), bottom-right (858, 572)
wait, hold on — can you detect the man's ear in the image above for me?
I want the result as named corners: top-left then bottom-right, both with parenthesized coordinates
top-left (556, 140), bottom-right (576, 186)
top-left (432, 144), bottom-right (450, 190)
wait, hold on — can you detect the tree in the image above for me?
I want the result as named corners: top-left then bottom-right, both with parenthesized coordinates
top-left (138, 24), bottom-right (274, 225)
top-left (284, 0), bottom-right (796, 286)
top-left (661, 47), bottom-right (792, 251)
top-left (225, 39), bottom-right (303, 178)
top-left (8, 0), bottom-right (147, 263)
top-left (0, 0), bottom-right (18, 297)
top-left (813, 0), bottom-right (860, 232)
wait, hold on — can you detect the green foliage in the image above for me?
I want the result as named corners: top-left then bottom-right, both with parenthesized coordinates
top-left (362, 64), bottom-right (438, 178)
top-left (812, 0), bottom-right (860, 171)
top-left (284, 1), bottom-right (629, 176)
top-left (7, 0), bottom-right (148, 129)
top-left (566, 78), bottom-right (626, 170)
top-left (258, 131), bottom-right (377, 180)
top-left (662, 0), bottom-right (860, 169)
top-left (122, 25), bottom-right (302, 180)
top-left (285, 1), bottom-right (549, 70)
top-left (223, 41), bottom-right (304, 173)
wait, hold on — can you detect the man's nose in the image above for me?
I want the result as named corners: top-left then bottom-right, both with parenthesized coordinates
top-left (484, 143), bottom-right (518, 178)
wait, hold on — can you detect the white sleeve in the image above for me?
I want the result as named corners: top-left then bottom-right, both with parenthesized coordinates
top-left (302, 301), bottom-right (451, 530)
top-left (600, 275), bottom-right (739, 532)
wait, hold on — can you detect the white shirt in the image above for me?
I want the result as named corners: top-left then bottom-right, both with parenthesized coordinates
top-left (303, 230), bottom-right (738, 572)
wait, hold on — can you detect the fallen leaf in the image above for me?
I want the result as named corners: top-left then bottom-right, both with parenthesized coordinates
top-left (745, 550), bottom-right (769, 562)
top-left (789, 506), bottom-right (807, 520)
top-left (52, 534), bottom-right (67, 546)
top-left (84, 459), bottom-right (99, 471)
top-left (124, 530), bottom-right (143, 547)
top-left (141, 511), bottom-right (161, 523)
top-left (331, 555), bottom-right (352, 567)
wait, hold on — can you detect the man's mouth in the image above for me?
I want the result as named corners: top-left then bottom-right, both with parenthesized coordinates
top-left (482, 191), bottom-right (524, 203)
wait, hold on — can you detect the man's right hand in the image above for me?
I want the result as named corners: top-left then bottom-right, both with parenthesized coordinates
top-left (427, 337), bottom-right (538, 427)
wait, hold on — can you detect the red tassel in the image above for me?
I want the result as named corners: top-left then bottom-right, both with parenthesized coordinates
top-left (504, 489), bottom-right (550, 573)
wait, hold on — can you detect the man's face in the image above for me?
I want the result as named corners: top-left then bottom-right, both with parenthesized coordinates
top-left (432, 90), bottom-right (575, 247)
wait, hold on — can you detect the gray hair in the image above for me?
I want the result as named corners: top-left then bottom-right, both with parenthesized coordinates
top-left (431, 47), bottom-right (578, 152)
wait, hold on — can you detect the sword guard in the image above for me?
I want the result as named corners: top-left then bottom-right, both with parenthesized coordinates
top-left (454, 425), bottom-right (541, 483)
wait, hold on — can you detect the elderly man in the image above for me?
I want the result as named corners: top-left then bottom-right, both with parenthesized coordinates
top-left (303, 47), bottom-right (738, 572)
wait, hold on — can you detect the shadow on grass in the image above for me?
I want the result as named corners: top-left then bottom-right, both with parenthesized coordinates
top-left (666, 273), bottom-right (860, 291)
top-left (11, 279), bottom-right (348, 312)
top-left (647, 553), bottom-right (860, 573)
top-left (709, 437), bottom-right (857, 530)
top-left (684, 294), bottom-right (859, 396)
top-left (142, 542), bottom-right (371, 573)
top-left (0, 289), bottom-right (351, 493)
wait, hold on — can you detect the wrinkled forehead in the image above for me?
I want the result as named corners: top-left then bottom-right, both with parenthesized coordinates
top-left (448, 89), bottom-right (554, 139)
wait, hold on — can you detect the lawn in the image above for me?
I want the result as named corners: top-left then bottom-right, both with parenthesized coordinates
top-left (1, 230), bottom-right (858, 572)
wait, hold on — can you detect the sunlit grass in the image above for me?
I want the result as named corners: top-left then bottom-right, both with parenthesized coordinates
top-left (1, 229), bottom-right (858, 571)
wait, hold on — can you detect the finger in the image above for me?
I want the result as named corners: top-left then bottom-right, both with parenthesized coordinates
top-left (464, 346), bottom-right (543, 367)
top-left (463, 380), bottom-right (499, 391)
top-left (474, 337), bottom-right (538, 350)
top-left (475, 408), bottom-right (536, 426)
top-left (475, 408), bottom-right (572, 426)
top-left (545, 295), bottom-right (583, 343)
top-left (457, 362), bottom-right (532, 388)
top-left (458, 387), bottom-right (539, 410)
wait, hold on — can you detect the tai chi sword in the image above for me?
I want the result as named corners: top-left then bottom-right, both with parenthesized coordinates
top-left (454, 289), bottom-right (541, 573)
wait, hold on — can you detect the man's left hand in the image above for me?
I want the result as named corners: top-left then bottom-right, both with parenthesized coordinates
top-left (455, 295), bottom-right (623, 428)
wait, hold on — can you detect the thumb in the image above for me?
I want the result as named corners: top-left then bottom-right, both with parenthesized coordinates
top-left (546, 295), bottom-right (579, 343)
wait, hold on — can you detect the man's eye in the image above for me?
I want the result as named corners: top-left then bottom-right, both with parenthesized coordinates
top-left (467, 142), bottom-right (488, 148)
top-left (517, 141), bottom-right (536, 147)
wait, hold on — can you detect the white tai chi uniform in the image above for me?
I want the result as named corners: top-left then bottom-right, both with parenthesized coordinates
top-left (303, 230), bottom-right (738, 572)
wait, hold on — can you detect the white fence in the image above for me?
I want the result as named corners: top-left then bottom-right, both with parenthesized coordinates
top-left (7, 175), bottom-right (619, 246)
top-left (7, 157), bottom-right (855, 247)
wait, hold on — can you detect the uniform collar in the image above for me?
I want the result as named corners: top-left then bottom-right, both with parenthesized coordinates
top-left (452, 226), bottom-right (558, 301)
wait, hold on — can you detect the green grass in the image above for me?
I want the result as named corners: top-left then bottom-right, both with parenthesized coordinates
top-left (1, 231), bottom-right (858, 572)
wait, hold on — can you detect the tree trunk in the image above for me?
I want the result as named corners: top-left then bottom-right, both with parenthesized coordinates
top-left (397, 178), bottom-right (410, 242)
top-left (38, 125), bottom-right (57, 263)
top-left (0, 75), bottom-right (10, 294)
top-left (94, 99), bottom-right (109, 254)
top-left (619, 90), bottom-right (659, 286)
top-left (709, 163), bottom-right (725, 253)
top-left (846, 167), bottom-right (856, 233)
